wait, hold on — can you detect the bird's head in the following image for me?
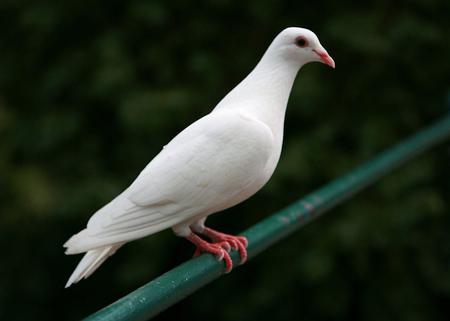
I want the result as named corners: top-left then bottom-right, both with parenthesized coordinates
top-left (271, 27), bottom-right (335, 69)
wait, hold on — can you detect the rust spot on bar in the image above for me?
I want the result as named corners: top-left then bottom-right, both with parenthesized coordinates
top-left (298, 201), bottom-right (317, 222)
top-left (302, 201), bottom-right (316, 213)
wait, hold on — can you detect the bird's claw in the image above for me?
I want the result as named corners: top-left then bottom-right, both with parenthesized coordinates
top-left (201, 228), bottom-right (248, 265)
top-left (217, 241), bottom-right (231, 252)
top-left (192, 242), bottom-right (232, 272)
top-left (188, 229), bottom-right (248, 273)
top-left (192, 247), bottom-right (202, 258)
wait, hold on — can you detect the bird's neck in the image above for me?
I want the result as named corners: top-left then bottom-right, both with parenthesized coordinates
top-left (214, 54), bottom-right (301, 136)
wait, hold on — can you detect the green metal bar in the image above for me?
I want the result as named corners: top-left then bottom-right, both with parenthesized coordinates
top-left (84, 114), bottom-right (450, 321)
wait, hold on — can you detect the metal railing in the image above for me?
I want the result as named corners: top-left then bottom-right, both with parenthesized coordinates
top-left (84, 114), bottom-right (450, 321)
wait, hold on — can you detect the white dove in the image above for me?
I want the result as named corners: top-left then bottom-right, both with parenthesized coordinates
top-left (64, 27), bottom-right (335, 287)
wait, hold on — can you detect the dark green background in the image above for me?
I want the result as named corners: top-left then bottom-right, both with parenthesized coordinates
top-left (1, 1), bottom-right (449, 320)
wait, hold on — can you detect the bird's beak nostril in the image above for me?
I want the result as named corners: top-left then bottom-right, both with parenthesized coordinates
top-left (313, 49), bottom-right (335, 69)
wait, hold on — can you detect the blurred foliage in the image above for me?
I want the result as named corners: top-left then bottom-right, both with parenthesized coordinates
top-left (0, 0), bottom-right (450, 320)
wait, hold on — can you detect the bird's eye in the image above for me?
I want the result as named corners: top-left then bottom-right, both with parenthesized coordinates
top-left (295, 36), bottom-right (308, 48)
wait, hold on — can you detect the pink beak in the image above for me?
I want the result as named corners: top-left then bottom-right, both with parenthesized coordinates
top-left (313, 48), bottom-right (335, 68)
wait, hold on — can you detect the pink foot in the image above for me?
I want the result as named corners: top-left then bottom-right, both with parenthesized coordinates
top-left (187, 233), bottom-right (233, 272)
top-left (201, 227), bottom-right (248, 265)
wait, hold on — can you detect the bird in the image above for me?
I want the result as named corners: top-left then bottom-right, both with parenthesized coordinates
top-left (64, 27), bottom-right (335, 288)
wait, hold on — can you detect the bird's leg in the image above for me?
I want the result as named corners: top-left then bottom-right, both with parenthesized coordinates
top-left (186, 232), bottom-right (233, 273)
top-left (190, 220), bottom-right (248, 265)
top-left (192, 246), bottom-right (202, 258)
top-left (201, 227), bottom-right (248, 265)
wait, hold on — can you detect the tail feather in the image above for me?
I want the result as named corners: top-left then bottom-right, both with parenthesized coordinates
top-left (63, 229), bottom-right (91, 254)
top-left (65, 243), bottom-right (123, 288)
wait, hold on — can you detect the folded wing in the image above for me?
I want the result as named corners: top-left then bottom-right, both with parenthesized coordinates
top-left (66, 110), bottom-right (274, 252)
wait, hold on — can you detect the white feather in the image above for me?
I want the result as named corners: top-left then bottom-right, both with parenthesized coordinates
top-left (65, 243), bottom-right (123, 288)
top-left (64, 27), bottom-right (334, 286)
top-left (65, 111), bottom-right (273, 253)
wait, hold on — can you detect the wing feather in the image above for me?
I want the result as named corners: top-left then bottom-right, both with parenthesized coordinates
top-left (77, 110), bottom-right (274, 250)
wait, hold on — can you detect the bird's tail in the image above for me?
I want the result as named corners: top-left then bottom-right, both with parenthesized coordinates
top-left (65, 243), bottom-right (124, 288)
